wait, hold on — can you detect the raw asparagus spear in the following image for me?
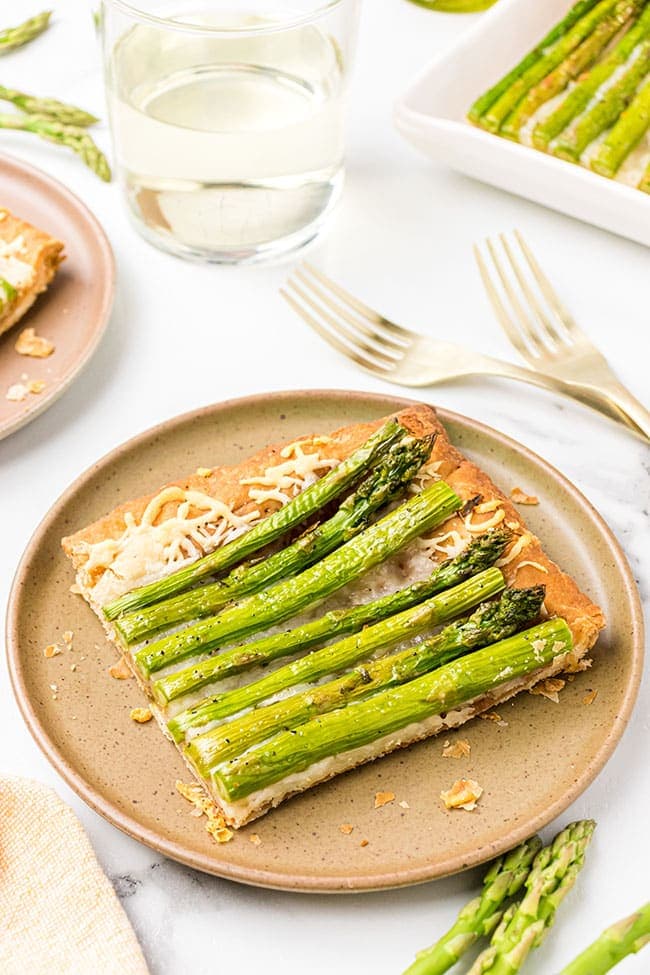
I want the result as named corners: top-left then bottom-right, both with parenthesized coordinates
top-left (402, 835), bottom-right (544, 975)
top-left (117, 435), bottom-right (432, 643)
top-left (502, 0), bottom-right (639, 140)
top-left (0, 84), bottom-right (98, 126)
top-left (590, 76), bottom-right (650, 175)
top-left (551, 40), bottom-right (650, 161)
top-left (0, 113), bottom-right (110, 181)
top-left (559, 902), bottom-right (650, 974)
top-left (159, 528), bottom-right (512, 712)
top-left (135, 480), bottom-right (462, 676)
top-left (104, 418), bottom-right (407, 620)
top-left (212, 617), bottom-right (572, 803)
top-left (533, 3), bottom-right (650, 150)
top-left (186, 583), bottom-right (543, 774)
top-left (0, 11), bottom-right (51, 54)
top-left (468, 1), bottom-right (602, 124)
top-left (468, 820), bottom-right (596, 974)
top-left (479, 0), bottom-right (619, 133)
top-left (638, 158), bottom-right (650, 189)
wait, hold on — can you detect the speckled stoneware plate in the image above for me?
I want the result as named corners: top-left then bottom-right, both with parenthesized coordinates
top-left (6, 391), bottom-right (644, 892)
top-left (0, 153), bottom-right (114, 440)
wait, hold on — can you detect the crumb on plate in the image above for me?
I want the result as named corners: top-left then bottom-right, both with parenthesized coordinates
top-left (130, 707), bottom-right (153, 723)
top-left (374, 791), bottom-right (395, 808)
top-left (442, 739), bottom-right (471, 759)
top-left (440, 778), bottom-right (483, 812)
top-left (530, 677), bottom-right (566, 704)
top-left (510, 486), bottom-right (539, 505)
top-left (15, 327), bottom-right (55, 358)
top-left (109, 657), bottom-right (132, 680)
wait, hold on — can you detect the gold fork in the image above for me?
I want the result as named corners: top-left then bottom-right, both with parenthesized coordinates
top-left (475, 230), bottom-right (650, 442)
top-left (280, 264), bottom-right (641, 437)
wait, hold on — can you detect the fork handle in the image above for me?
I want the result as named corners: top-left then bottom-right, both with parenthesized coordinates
top-left (479, 355), bottom-right (648, 439)
top-left (568, 380), bottom-right (650, 443)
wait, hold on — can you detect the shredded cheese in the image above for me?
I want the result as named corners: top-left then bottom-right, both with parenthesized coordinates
top-left (241, 442), bottom-right (339, 507)
top-left (416, 529), bottom-right (467, 560)
top-left (515, 560), bottom-right (548, 575)
top-left (464, 500), bottom-right (506, 533)
top-left (496, 532), bottom-right (533, 567)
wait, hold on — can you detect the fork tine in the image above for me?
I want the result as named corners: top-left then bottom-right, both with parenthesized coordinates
top-left (499, 233), bottom-right (568, 351)
top-left (485, 237), bottom-right (548, 359)
top-left (473, 244), bottom-right (538, 363)
top-left (284, 278), bottom-right (402, 367)
top-left (280, 288), bottom-right (392, 377)
top-left (301, 263), bottom-right (412, 342)
top-left (293, 268), bottom-right (409, 352)
top-left (514, 230), bottom-right (585, 344)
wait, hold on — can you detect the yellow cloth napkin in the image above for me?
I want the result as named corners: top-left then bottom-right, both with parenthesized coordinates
top-left (0, 776), bottom-right (150, 975)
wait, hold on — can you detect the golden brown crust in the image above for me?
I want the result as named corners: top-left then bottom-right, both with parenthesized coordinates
top-left (0, 208), bottom-right (65, 335)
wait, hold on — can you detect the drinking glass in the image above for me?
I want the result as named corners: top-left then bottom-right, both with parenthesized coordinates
top-left (101, 0), bottom-right (361, 263)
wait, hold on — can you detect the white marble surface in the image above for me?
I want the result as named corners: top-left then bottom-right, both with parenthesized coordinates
top-left (1, 2), bottom-right (649, 972)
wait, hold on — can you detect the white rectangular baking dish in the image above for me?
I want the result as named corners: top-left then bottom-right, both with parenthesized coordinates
top-left (394, 0), bottom-right (650, 248)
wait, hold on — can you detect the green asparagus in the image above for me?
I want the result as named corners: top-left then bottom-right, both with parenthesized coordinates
top-left (533, 2), bottom-right (650, 150)
top-left (551, 39), bottom-right (650, 161)
top-left (590, 76), bottom-right (650, 175)
top-left (211, 617), bottom-right (572, 803)
top-left (0, 11), bottom-right (51, 54)
top-left (479, 0), bottom-right (618, 133)
top-left (186, 583), bottom-right (543, 775)
top-left (559, 902), bottom-right (650, 974)
top-left (468, 1), bottom-right (602, 124)
top-left (104, 419), bottom-right (407, 620)
top-left (158, 529), bottom-right (512, 712)
top-left (638, 158), bottom-right (650, 189)
top-left (116, 435), bottom-right (432, 644)
top-left (0, 84), bottom-right (98, 126)
top-left (468, 820), bottom-right (596, 974)
top-left (401, 835), bottom-right (543, 975)
top-left (502, 0), bottom-right (639, 140)
top-left (0, 113), bottom-right (111, 181)
top-left (135, 480), bottom-right (462, 676)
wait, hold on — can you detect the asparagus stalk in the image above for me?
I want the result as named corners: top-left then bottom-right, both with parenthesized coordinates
top-left (468, 0), bottom-right (602, 124)
top-left (402, 835), bottom-right (544, 975)
top-left (590, 76), bottom-right (650, 175)
top-left (559, 902), bottom-right (650, 975)
top-left (159, 529), bottom-right (512, 712)
top-left (117, 435), bottom-right (433, 644)
top-left (479, 0), bottom-right (619, 133)
top-left (135, 480), bottom-right (462, 677)
top-left (533, 3), bottom-right (650, 150)
top-left (638, 158), bottom-right (650, 190)
top-left (468, 820), bottom-right (596, 974)
top-left (0, 11), bottom-right (51, 54)
top-left (0, 84), bottom-right (98, 126)
top-left (551, 40), bottom-right (650, 161)
top-left (211, 617), bottom-right (572, 803)
top-left (104, 419), bottom-right (407, 620)
top-left (502, 0), bottom-right (639, 140)
top-left (186, 583), bottom-right (544, 774)
top-left (0, 113), bottom-right (111, 181)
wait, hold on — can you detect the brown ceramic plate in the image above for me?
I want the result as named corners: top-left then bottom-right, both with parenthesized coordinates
top-left (6, 391), bottom-right (644, 892)
top-left (0, 153), bottom-right (114, 440)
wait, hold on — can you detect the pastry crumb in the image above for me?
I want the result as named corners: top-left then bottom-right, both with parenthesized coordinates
top-left (130, 707), bottom-right (153, 723)
top-left (479, 711), bottom-right (508, 728)
top-left (27, 379), bottom-right (46, 394)
top-left (15, 327), bottom-right (55, 358)
top-left (360, 839), bottom-right (369, 848)
top-left (62, 630), bottom-right (74, 644)
top-left (176, 780), bottom-right (233, 844)
top-left (374, 791), bottom-right (395, 808)
top-left (339, 823), bottom-right (354, 835)
top-left (398, 800), bottom-right (410, 809)
top-left (6, 382), bottom-right (28, 402)
top-left (582, 689), bottom-right (598, 706)
top-left (564, 653), bottom-right (592, 674)
top-left (70, 663), bottom-right (77, 672)
top-left (109, 657), bottom-right (132, 680)
top-left (510, 486), bottom-right (539, 505)
top-left (442, 739), bottom-right (471, 759)
top-left (530, 677), bottom-right (566, 704)
top-left (43, 643), bottom-right (62, 658)
top-left (196, 467), bottom-right (213, 477)
top-left (249, 833), bottom-right (262, 846)
top-left (49, 683), bottom-right (58, 692)
top-left (441, 778), bottom-right (483, 812)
